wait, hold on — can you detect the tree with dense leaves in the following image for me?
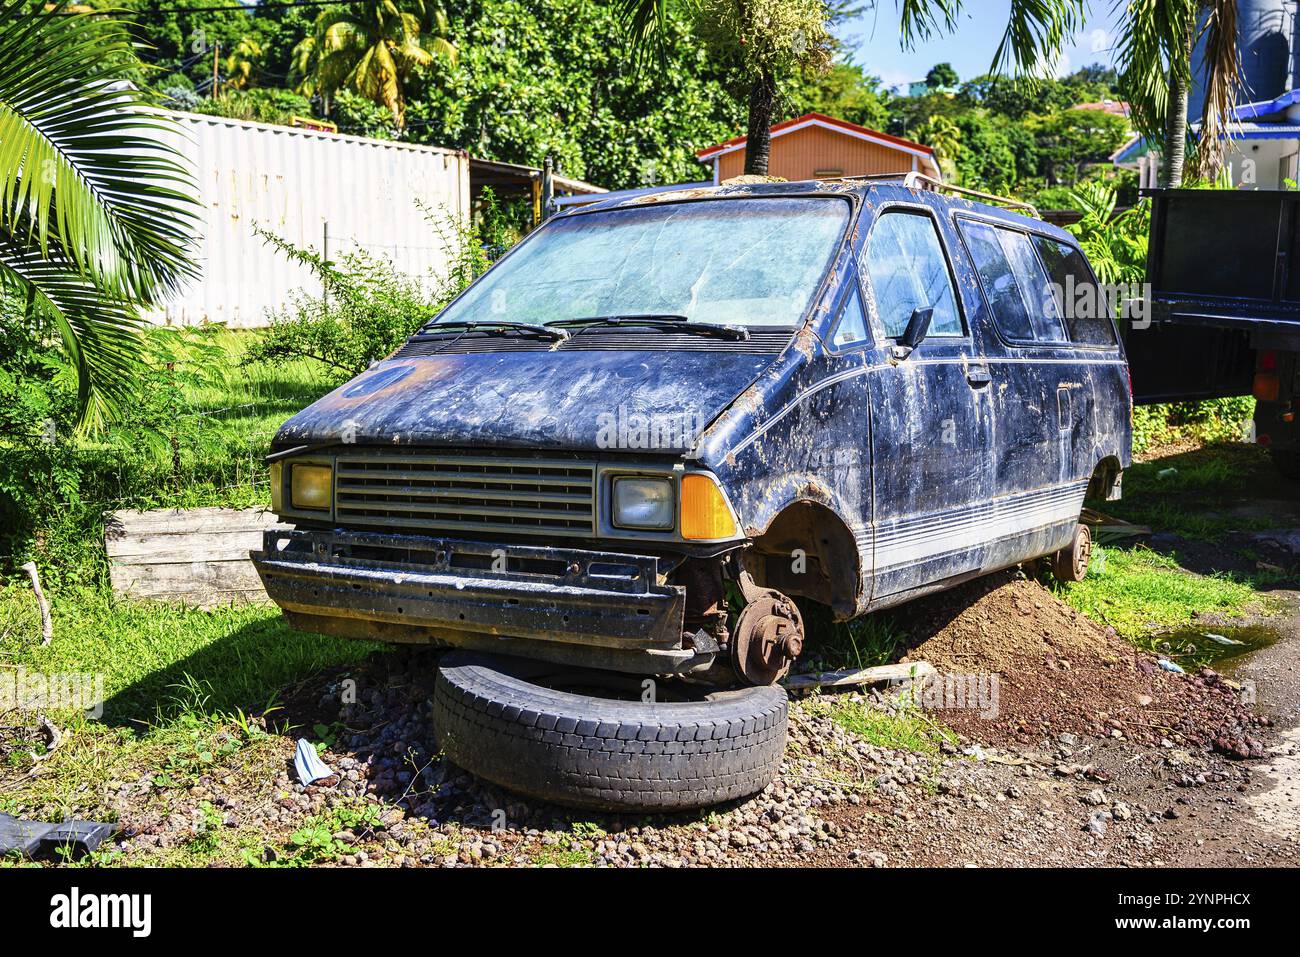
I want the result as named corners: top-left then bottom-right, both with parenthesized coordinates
top-left (620, 0), bottom-right (833, 176)
top-left (290, 0), bottom-right (457, 128)
top-left (1111, 0), bottom-right (1239, 187)
top-left (925, 61), bottom-right (959, 89)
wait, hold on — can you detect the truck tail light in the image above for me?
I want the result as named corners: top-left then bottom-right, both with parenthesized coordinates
top-left (1255, 351), bottom-right (1280, 402)
top-left (1254, 372), bottom-right (1280, 402)
top-left (680, 475), bottom-right (737, 541)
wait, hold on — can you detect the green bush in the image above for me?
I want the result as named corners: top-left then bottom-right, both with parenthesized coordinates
top-left (0, 314), bottom-right (242, 583)
top-left (1132, 397), bottom-right (1255, 455)
top-left (245, 190), bottom-right (514, 381)
top-left (187, 89), bottom-right (315, 126)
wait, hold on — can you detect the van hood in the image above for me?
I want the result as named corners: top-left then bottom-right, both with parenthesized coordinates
top-left (273, 350), bottom-right (778, 455)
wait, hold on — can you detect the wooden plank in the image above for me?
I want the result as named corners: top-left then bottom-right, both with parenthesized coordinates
top-left (782, 661), bottom-right (937, 692)
top-left (105, 507), bottom-right (277, 539)
top-left (106, 507), bottom-right (282, 609)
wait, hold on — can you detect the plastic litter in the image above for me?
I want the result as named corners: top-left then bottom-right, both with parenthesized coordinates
top-left (0, 812), bottom-right (117, 859)
top-left (40, 820), bottom-right (117, 857)
top-left (1205, 632), bottom-right (1245, 646)
top-left (0, 812), bottom-right (53, 856)
top-left (294, 737), bottom-right (335, 785)
top-left (1156, 658), bottom-right (1185, 673)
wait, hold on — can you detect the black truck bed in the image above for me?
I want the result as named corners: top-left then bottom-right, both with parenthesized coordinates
top-left (1131, 189), bottom-right (1300, 403)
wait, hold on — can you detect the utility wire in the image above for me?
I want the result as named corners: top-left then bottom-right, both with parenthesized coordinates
top-left (6, 0), bottom-right (348, 17)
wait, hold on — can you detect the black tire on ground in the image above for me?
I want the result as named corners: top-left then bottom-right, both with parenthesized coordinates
top-left (1051, 522), bottom-right (1092, 583)
top-left (432, 652), bottom-right (788, 812)
top-left (1271, 449), bottom-right (1300, 481)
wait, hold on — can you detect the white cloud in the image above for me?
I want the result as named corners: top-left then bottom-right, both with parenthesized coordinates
top-left (876, 69), bottom-right (917, 94)
top-left (1032, 51), bottom-right (1072, 80)
top-left (1088, 28), bottom-right (1113, 55)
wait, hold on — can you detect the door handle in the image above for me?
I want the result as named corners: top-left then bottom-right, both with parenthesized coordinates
top-left (966, 364), bottom-right (992, 388)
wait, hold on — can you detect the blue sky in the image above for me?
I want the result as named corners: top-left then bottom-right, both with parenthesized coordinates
top-left (842, 1), bottom-right (1123, 91)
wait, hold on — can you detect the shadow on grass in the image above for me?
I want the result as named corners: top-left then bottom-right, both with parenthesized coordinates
top-left (97, 614), bottom-right (382, 730)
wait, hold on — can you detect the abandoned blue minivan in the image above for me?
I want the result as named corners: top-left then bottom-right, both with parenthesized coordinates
top-left (252, 176), bottom-right (1131, 811)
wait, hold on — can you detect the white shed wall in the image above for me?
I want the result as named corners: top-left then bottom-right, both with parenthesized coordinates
top-left (151, 112), bottom-right (471, 328)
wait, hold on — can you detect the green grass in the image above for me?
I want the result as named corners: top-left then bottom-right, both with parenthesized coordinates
top-left (799, 601), bottom-right (909, 671)
top-left (1054, 545), bottom-right (1265, 642)
top-left (1100, 443), bottom-right (1278, 541)
top-left (3, 584), bottom-right (375, 726)
top-left (805, 695), bottom-right (955, 756)
top-left (0, 583), bottom-right (379, 824)
top-left (160, 328), bottom-right (336, 512)
top-left (530, 844), bottom-right (596, 868)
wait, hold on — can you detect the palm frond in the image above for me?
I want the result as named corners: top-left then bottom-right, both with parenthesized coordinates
top-left (0, 228), bottom-right (143, 428)
top-left (900, 0), bottom-right (1083, 75)
top-left (0, 0), bottom-right (197, 304)
top-left (1195, 0), bottom-right (1241, 180)
top-left (1113, 0), bottom-right (1196, 145)
top-left (0, 1), bottom-right (198, 428)
top-left (617, 0), bottom-right (675, 70)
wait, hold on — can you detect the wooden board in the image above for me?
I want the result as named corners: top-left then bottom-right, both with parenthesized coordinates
top-left (106, 507), bottom-right (283, 609)
top-left (782, 661), bottom-right (937, 692)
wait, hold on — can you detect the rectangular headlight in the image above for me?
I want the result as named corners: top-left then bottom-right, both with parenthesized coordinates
top-left (290, 463), bottom-right (333, 511)
top-left (612, 477), bottom-right (675, 530)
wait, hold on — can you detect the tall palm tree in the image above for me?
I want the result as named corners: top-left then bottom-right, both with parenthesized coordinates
top-left (1113, 0), bottom-right (1239, 188)
top-left (622, 0), bottom-right (1086, 176)
top-left (222, 35), bottom-right (264, 94)
top-left (291, 0), bottom-right (457, 129)
top-left (0, 1), bottom-right (197, 426)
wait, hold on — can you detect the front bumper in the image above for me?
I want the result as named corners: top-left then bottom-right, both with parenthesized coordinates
top-left (251, 528), bottom-right (703, 675)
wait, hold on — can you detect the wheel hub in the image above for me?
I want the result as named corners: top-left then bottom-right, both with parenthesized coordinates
top-left (731, 579), bottom-right (804, 686)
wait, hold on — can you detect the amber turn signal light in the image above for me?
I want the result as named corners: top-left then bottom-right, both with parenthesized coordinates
top-left (270, 462), bottom-right (283, 512)
top-left (680, 474), bottom-right (737, 540)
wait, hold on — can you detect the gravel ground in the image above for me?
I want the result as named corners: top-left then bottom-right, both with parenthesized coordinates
top-left (90, 597), bottom-right (1298, 868)
top-left (7, 562), bottom-right (1289, 868)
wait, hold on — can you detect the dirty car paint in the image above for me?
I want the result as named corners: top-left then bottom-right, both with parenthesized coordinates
top-left (277, 350), bottom-right (778, 453)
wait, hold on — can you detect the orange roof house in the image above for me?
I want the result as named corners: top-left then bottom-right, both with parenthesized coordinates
top-left (696, 112), bottom-right (942, 184)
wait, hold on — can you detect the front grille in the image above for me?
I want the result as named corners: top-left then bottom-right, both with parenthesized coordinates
top-left (333, 454), bottom-right (596, 537)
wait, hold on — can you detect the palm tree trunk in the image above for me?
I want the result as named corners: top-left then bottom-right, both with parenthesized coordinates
top-left (744, 68), bottom-right (776, 176)
top-left (1161, 23), bottom-right (1194, 188)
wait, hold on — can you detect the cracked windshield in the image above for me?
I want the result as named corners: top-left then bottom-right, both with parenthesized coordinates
top-left (434, 197), bottom-right (850, 328)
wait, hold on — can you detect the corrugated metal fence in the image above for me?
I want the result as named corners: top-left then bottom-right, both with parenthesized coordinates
top-left (151, 112), bottom-right (471, 329)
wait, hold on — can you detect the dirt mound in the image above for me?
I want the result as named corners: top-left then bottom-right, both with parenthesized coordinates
top-left (900, 571), bottom-right (1114, 673)
top-left (891, 571), bottom-right (1271, 757)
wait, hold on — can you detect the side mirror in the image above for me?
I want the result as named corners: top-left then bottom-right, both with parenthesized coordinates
top-left (893, 306), bottom-right (934, 358)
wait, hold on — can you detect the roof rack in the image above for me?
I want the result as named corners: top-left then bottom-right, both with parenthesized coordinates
top-left (833, 172), bottom-right (1040, 218)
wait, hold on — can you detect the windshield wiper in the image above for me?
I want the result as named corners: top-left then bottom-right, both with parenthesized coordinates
top-left (414, 320), bottom-right (569, 342)
top-left (552, 315), bottom-right (750, 341)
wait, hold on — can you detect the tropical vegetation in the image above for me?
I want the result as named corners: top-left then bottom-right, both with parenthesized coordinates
top-left (0, 0), bottom-right (196, 426)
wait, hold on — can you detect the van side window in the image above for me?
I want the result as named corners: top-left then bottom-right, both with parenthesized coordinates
top-left (961, 220), bottom-right (1066, 343)
top-left (831, 284), bottom-right (871, 349)
top-left (865, 212), bottom-right (962, 339)
top-left (1033, 236), bottom-right (1119, 347)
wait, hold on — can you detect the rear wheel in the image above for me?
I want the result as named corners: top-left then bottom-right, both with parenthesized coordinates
top-left (1051, 522), bottom-right (1092, 583)
top-left (433, 652), bottom-right (788, 812)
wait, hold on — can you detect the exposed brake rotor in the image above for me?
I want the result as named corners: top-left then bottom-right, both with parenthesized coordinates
top-left (731, 572), bottom-right (804, 686)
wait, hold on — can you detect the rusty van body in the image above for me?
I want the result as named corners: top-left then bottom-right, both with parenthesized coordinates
top-left (252, 177), bottom-right (1131, 690)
